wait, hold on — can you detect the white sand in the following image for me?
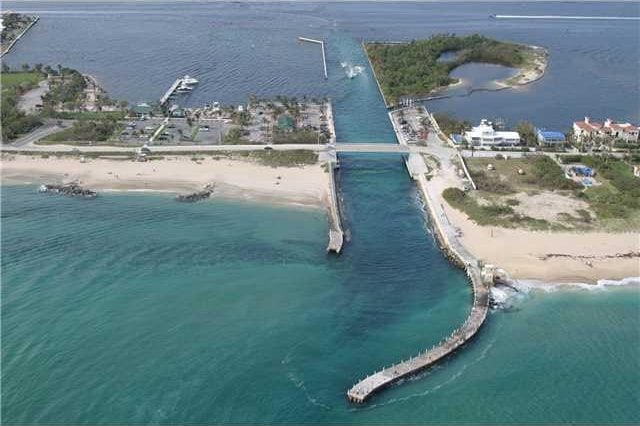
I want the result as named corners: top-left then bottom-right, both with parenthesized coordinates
top-left (445, 205), bottom-right (639, 283)
top-left (1, 154), bottom-right (330, 208)
top-left (422, 146), bottom-right (638, 284)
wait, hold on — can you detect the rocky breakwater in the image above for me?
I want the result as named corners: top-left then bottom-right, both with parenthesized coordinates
top-left (38, 183), bottom-right (97, 198)
top-left (175, 184), bottom-right (215, 203)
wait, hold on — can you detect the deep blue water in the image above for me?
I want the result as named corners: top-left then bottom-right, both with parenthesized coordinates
top-left (4, 1), bottom-right (639, 130)
top-left (2, 1), bottom-right (640, 424)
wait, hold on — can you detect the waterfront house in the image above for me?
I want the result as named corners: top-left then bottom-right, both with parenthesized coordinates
top-left (463, 119), bottom-right (520, 147)
top-left (536, 129), bottom-right (566, 146)
top-left (601, 119), bottom-right (639, 142)
top-left (573, 117), bottom-right (639, 143)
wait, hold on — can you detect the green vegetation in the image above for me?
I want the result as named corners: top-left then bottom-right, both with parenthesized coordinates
top-left (1, 13), bottom-right (37, 53)
top-left (42, 118), bottom-right (121, 144)
top-left (515, 121), bottom-right (537, 146)
top-left (47, 110), bottom-right (126, 120)
top-left (1, 71), bottom-right (44, 141)
top-left (232, 150), bottom-right (318, 167)
top-left (273, 129), bottom-right (328, 144)
top-left (443, 187), bottom-right (550, 230)
top-left (1, 71), bottom-right (43, 91)
top-left (576, 157), bottom-right (640, 227)
top-left (222, 127), bottom-right (248, 144)
top-left (41, 68), bottom-right (87, 113)
top-left (365, 34), bottom-right (542, 104)
top-left (469, 169), bottom-right (515, 194)
top-left (431, 112), bottom-right (470, 137)
top-left (467, 156), bottom-right (580, 193)
top-left (530, 156), bottom-right (581, 190)
top-left (462, 155), bottom-right (640, 231)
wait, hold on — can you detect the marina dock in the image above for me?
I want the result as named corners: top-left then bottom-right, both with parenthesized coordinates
top-left (160, 78), bottom-right (182, 106)
top-left (298, 37), bottom-right (328, 79)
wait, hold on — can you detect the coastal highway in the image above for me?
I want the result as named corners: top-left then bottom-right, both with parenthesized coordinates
top-left (2, 142), bottom-right (418, 154)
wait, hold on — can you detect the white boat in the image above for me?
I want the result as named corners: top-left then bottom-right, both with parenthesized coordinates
top-left (175, 82), bottom-right (193, 93)
top-left (182, 75), bottom-right (199, 85)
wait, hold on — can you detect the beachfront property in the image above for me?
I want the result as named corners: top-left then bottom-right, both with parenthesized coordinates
top-left (463, 119), bottom-right (520, 146)
top-left (573, 117), bottom-right (639, 142)
top-left (536, 128), bottom-right (566, 146)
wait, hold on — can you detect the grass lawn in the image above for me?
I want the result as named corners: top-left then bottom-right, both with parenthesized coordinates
top-left (45, 110), bottom-right (126, 120)
top-left (1, 72), bottom-right (43, 92)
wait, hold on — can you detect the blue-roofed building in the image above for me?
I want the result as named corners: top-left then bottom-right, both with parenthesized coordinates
top-left (536, 129), bottom-right (566, 146)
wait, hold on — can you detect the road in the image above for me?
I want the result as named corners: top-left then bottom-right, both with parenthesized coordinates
top-left (8, 119), bottom-right (74, 147)
top-left (2, 141), bottom-right (424, 155)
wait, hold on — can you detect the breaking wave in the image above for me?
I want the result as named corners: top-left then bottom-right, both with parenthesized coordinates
top-left (490, 276), bottom-right (640, 310)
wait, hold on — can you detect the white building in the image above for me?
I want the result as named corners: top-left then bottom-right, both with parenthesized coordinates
top-left (463, 119), bottom-right (521, 147)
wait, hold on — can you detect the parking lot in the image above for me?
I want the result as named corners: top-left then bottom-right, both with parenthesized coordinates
top-left (118, 118), bottom-right (233, 145)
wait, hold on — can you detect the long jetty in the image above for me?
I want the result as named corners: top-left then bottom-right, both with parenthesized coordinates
top-left (298, 37), bottom-right (328, 79)
top-left (1, 15), bottom-right (39, 58)
top-left (346, 107), bottom-right (490, 404)
top-left (325, 102), bottom-right (343, 253)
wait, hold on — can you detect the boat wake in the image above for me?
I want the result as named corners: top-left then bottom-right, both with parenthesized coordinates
top-left (282, 353), bottom-right (332, 411)
top-left (340, 62), bottom-right (364, 79)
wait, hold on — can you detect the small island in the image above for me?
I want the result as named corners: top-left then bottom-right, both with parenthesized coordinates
top-left (365, 34), bottom-right (548, 106)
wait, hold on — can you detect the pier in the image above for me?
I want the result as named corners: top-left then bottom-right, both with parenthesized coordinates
top-left (159, 78), bottom-right (182, 106)
top-left (346, 106), bottom-right (490, 404)
top-left (298, 37), bottom-right (328, 79)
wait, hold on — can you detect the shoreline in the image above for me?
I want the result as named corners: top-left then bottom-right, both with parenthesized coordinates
top-left (401, 105), bottom-right (638, 286)
top-left (372, 43), bottom-right (549, 109)
top-left (445, 201), bottom-right (639, 284)
top-left (1, 154), bottom-right (330, 210)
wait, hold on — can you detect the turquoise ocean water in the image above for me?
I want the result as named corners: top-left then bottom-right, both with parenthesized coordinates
top-left (2, 2), bottom-right (640, 423)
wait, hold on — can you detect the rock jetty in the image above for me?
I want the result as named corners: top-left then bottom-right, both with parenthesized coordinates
top-left (175, 184), bottom-right (215, 202)
top-left (38, 183), bottom-right (97, 198)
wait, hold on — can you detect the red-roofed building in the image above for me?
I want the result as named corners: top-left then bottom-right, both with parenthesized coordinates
top-left (573, 117), bottom-right (638, 143)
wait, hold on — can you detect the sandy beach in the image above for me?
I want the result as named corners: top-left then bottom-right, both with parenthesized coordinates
top-left (444, 205), bottom-right (639, 283)
top-left (420, 133), bottom-right (638, 284)
top-left (1, 154), bottom-right (330, 209)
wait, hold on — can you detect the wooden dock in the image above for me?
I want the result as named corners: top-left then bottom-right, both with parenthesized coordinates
top-left (298, 37), bottom-right (328, 80)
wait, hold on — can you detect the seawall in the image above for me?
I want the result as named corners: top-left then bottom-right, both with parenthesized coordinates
top-left (1, 16), bottom-right (39, 58)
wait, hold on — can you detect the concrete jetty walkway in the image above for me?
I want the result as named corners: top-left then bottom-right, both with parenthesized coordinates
top-left (326, 159), bottom-right (344, 253)
top-left (346, 106), bottom-right (490, 404)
